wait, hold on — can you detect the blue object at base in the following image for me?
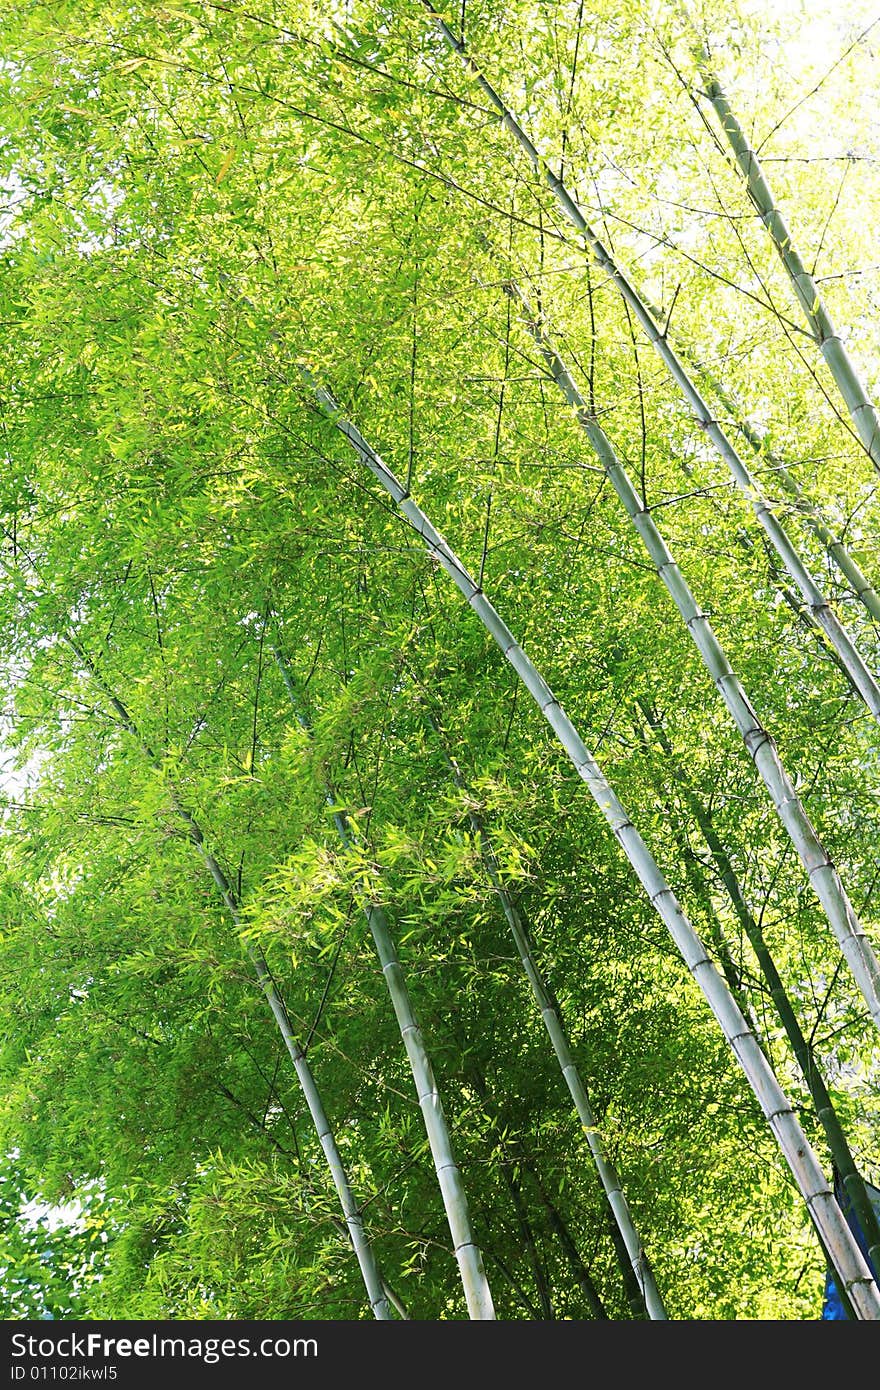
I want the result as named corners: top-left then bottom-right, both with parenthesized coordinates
top-left (821, 1169), bottom-right (880, 1319)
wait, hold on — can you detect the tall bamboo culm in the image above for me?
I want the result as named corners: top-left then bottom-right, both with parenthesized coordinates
top-left (421, 2), bottom-right (880, 726)
top-left (305, 371), bottom-right (880, 1317)
top-left (505, 281), bottom-right (880, 1035)
top-left (420, 703), bottom-right (668, 1319)
top-left (627, 272), bottom-right (880, 624)
top-left (271, 643), bottom-right (495, 1320)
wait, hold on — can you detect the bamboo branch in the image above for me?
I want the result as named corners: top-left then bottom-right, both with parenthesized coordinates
top-left (635, 737), bottom-right (751, 1008)
top-left (307, 371), bottom-right (880, 1318)
top-left (533, 1173), bottom-right (612, 1319)
top-left (479, 1112), bottom-right (555, 1319)
top-left (501, 1168), bottom-right (554, 1320)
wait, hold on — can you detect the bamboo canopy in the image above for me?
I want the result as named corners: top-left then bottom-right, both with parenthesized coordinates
top-left (422, 2), bottom-right (880, 725)
top-left (57, 625), bottom-right (394, 1321)
top-left (4, 0), bottom-right (880, 1324)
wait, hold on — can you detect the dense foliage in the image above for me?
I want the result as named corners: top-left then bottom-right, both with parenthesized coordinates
top-left (1, 0), bottom-right (880, 1320)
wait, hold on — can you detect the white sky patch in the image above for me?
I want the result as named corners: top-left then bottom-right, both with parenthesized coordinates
top-left (21, 1196), bottom-right (86, 1234)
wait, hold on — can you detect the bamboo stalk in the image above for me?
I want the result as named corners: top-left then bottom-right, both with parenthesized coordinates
top-left (248, 945), bottom-right (394, 1322)
top-left (682, 12), bottom-right (880, 475)
top-left (636, 727), bottom-right (751, 1008)
top-left (62, 632), bottom-right (394, 1322)
top-left (421, 2), bottom-right (880, 725)
top-left (226, 1087), bottom-right (412, 1316)
top-left (420, 702), bottom-right (667, 1318)
top-left (462, 1057), bottom-right (615, 1318)
top-left (327, 1217), bottom-right (410, 1317)
top-left (533, 1174), bottom-right (612, 1320)
top-left (271, 643), bottom-right (495, 1320)
top-left (498, 1167), bottom-right (554, 1319)
top-left (307, 371), bottom-right (880, 1317)
top-left (504, 282), bottom-right (880, 1034)
top-left (635, 697), bottom-right (880, 1276)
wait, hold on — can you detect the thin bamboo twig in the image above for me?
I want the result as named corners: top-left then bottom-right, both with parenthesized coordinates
top-left (420, 701), bottom-right (667, 1318)
top-left (505, 281), bottom-right (880, 1035)
top-left (422, 2), bottom-right (880, 724)
top-left (683, 12), bottom-right (880, 475)
top-left (379, 1277), bottom-right (410, 1320)
top-left (271, 642), bottom-right (495, 1320)
top-left (306, 371), bottom-right (880, 1317)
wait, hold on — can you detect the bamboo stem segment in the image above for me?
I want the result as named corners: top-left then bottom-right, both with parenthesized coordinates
top-left (422, 707), bottom-right (667, 1319)
top-left (636, 699), bottom-right (880, 1276)
top-left (248, 946), bottom-right (395, 1323)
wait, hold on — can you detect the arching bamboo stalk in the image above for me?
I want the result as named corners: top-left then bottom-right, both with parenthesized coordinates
top-left (504, 281), bottom-right (880, 1034)
top-left (59, 629), bottom-right (394, 1322)
top-left (305, 369), bottom-right (880, 1317)
top-left (419, 701), bottom-right (667, 1318)
top-left (271, 641), bottom-right (495, 1320)
top-left (421, 2), bottom-right (880, 725)
top-left (634, 697), bottom-right (880, 1275)
top-left (326, 1215), bottom-right (410, 1317)
top-left (681, 12), bottom-right (880, 475)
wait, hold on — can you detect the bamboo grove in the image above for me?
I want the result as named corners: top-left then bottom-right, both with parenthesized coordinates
top-left (1, 0), bottom-right (880, 1321)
